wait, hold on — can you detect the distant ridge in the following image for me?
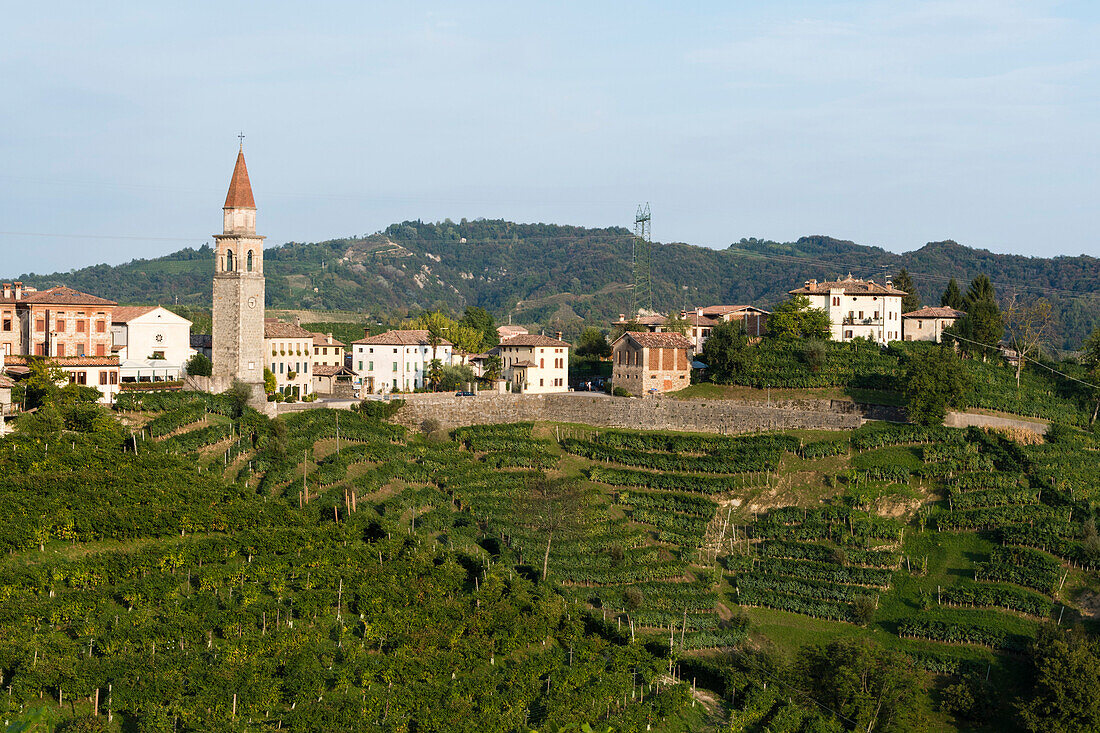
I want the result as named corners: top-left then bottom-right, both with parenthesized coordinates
top-left (9, 220), bottom-right (1099, 348)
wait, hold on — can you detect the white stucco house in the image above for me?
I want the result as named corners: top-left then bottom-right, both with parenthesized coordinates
top-left (788, 275), bottom-right (906, 344)
top-left (111, 306), bottom-right (194, 383)
top-left (493, 333), bottom-right (570, 393)
top-left (352, 330), bottom-right (453, 394)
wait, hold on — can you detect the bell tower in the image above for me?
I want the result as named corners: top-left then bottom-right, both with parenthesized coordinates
top-left (211, 144), bottom-right (265, 388)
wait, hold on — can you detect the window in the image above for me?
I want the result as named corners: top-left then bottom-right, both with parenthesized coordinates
top-left (858, 311), bottom-right (863, 320)
top-left (392, 362), bottom-right (398, 372)
top-left (76, 320), bottom-right (86, 333)
top-left (75, 371), bottom-right (87, 385)
top-left (873, 311), bottom-right (879, 320)
top-left (109, 371), bottom-right (118, 385)
top-left (99, 372), bottom-right (108, 385)
top-left (246, 250), bottom-right (253, 271)
top-left (368, 361), bottom-right (373, 370)
top-left (56, 343), bottom-right (65, 357)
top-left (280, 363), bottom-right (284, 374)
top-left (56, 320), bottom-right (65, 332)
top-left (96, 321), bottom-right (105, 333)
top-left (539, 379), bottom-right (544, 386)
top-left (1, 318), bottom-right (9, 331)
top-left (844, 330), bottom-right (853, 339)
top-left (36, 319), bottom-right (45, 332)
top-left (272, 363), bottom-right (276, 372)
top-left (153, 350), bottom-right (164, 359)
top-left (540, 358), bottom-right (544, 368)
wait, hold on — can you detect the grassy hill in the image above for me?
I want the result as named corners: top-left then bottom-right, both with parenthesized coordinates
top-left (9, 220), bottom-right (1100, 348)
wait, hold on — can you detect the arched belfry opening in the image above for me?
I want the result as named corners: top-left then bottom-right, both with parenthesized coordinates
top-left (246, 250), bottom-right (253, 272)
top-left (226, 249), bottom-right (235, 272)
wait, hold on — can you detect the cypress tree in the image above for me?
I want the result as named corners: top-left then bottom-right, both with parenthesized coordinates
top-left (893, 269), bottom-right (921, 313)
top-left (940, 278), bottom-right (964, 310)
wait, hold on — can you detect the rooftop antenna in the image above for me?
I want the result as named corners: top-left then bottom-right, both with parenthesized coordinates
top-left (632, 203), bottom-right (653, 316)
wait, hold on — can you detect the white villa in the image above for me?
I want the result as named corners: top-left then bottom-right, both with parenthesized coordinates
top-left (789, 275), bottom-right (906, 344)
top-left (111, 306), bottom-right (194, 384)
top-left (352, 330), bottom-right (453, 394)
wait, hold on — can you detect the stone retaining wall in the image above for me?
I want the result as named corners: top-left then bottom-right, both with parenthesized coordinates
top-left (392, 393), bottom-right (863, 434)
top-left (945, 411), bottom-right (1049, 435)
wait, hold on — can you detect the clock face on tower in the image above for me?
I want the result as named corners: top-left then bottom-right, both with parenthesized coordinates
top-left (248, 297), bottom-right (257, 309)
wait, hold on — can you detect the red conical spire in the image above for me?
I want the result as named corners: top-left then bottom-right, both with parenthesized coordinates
top-left (224, 147), bottom-right (256, 209)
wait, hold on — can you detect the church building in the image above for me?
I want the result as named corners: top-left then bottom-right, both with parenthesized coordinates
top-left (210, 145), bottom-right (267, 396)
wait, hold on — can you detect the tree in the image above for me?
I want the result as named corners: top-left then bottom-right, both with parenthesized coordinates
top-left (1004, 294), bottom-right (1055, 387)
top-left (941, 278), bottom-right (964, 310)
top-left (663, 313), bottom-right (689, 336)
top-left (893, 268), bottom-right (921, 313)
top-left (427, 358), bottom-right (443, 390)
top-left (263, 367), bottom-right (277, 395)
top-left (439, 364), bottom-right (475, 391)
top-left (795, 637), bottom-right (928, 732)
top-left (700, 320), bottom-right (754, 383)
top-left (23, 357), bottom-right (69, 410)
top-left (575, 327), bottom-right (611, 359)
top-left (1018, 625), bottom-right (1100, 733)
top-left (449, 325), bottom-right (485, 362)
top-left (902, 346), bottom-right (969, 426)
top-left (766, 295), bottom-right (831, 340)
top-left (186, 353), bottom-right (212, 377)
top-left (459, 306), bottom-right (497, 350)
top-left (946, 275), bottom-right (1003, 358)
top-left (1082, 327), bottom-right (1100, 424)
top-left (482, 354), bottom-right (502, 381)
top-left (519, 475), bottom-right (586, 581)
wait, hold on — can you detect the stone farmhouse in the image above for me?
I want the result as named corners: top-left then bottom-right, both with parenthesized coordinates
top-left (902, 306), bottom-right (966, 343)
top-left (611, 331), bottom-right (693, 396)
top-left (789, 275), bottom-right (905, 344)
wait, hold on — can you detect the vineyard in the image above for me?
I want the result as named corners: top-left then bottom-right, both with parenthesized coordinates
top-left (3, 389), bottom-right (1100, 731)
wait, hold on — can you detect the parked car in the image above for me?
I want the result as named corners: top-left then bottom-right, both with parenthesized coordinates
top-left (455, 391), bottom-right (476, 397)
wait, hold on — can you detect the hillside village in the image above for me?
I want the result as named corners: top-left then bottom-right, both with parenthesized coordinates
top-left (0, 150), bottom-right (1018, 416)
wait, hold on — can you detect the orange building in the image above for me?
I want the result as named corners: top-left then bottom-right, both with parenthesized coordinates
top-left (1, 283), bottom-right (117, 358)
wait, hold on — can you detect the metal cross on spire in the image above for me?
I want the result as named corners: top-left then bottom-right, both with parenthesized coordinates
top-left (238, 131), bottom-right (245, 148)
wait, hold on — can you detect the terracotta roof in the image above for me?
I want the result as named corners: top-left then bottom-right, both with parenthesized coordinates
top-left (312, 332), bottom-right (345, 348)
top-left (224, 148), bottom-right (256, 209)
top-left (3, 355), bottom-right (119, 367)
top-left (684, 313), bottom-right (719, 326)
top-left (21, 286), bottom-right (116, 307)
top-left (497, 325), bottom-right (529, 337)
top-left (616, 332), bottom-right (693, 349)
top-left (697, 305), bottom-right (765, 316)
top-left (500, 334), bottom-right (570, 348)
top-left (510, 360), bottom-right (538, 368)
top-left (0, 374), bottom-right (14, 388)
top-left (903, 306), bottom-right (966, 319)
top-left (265, 320), bottom-right (315, 339)
top-left (353, 329), bottom-right (453, 346)
top-left (789, 276), bottom-right (906, 297)
top-left (313, 364), bottom-right (355, 377)
top-left (111, 306), bottom-right (157, 323)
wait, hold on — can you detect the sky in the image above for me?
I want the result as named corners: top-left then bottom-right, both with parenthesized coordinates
top-left (1, 0), bottom-right (1098, 276)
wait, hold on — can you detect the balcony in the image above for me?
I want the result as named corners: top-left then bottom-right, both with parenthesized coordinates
top-left (841, 316), bottom-right (883, 326)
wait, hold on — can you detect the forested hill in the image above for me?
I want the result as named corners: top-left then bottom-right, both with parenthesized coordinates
top-left (10, 220), bottom-right (1100, 348)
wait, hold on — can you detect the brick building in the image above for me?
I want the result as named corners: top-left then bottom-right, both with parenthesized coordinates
top-left (611, 331), bottom-right (693, 396)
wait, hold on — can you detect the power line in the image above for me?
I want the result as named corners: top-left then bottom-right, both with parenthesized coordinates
top-left (943, 331), bottom-right (1099, 391)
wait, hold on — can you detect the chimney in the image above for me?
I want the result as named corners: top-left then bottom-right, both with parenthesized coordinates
top-left (696, 308), bottom-right (703, 317)
top-left (618, 313), bottom-right (625, 321)
top-left (293, 315), bottom-right (301, 327)
top-left (326, 332), bottom-right (333, 343)
top-left (2, 283), bottom-right (9, 299)
top-left (556, 331), bottom-right (562, 341)
top-left (13, 282), bottom-right (22, 300)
